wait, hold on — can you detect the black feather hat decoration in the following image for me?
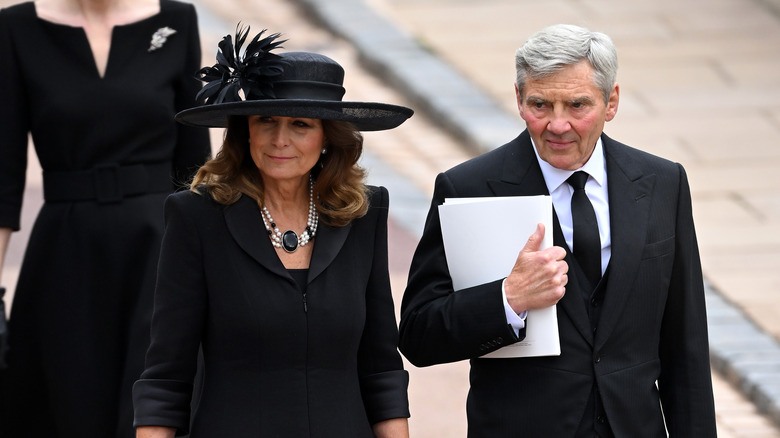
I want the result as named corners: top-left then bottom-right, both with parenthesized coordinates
top-left (195, 25), bottom-right (288, 104)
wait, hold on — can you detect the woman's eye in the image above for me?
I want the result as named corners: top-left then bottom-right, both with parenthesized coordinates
top-left (293, 120), bottom-right (309, 127)
top-left (252, 116), bottom-right (274, 124)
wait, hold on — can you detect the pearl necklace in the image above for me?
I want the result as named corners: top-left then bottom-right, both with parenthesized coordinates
top-left (261, 177), bottom-right (319, 253)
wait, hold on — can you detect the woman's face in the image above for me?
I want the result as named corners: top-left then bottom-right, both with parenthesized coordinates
top-left (248, 115), bottom-right (325, 185)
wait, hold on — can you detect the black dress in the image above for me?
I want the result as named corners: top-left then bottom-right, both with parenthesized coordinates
top-left (0, 1), bottom-right (210, 437)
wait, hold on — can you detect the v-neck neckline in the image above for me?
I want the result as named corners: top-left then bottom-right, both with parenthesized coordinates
top-left (31, 1), bottom-right (163, 79)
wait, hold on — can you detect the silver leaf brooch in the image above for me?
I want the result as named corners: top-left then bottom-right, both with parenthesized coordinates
top-left (148, 27), bottom-right (177, 52)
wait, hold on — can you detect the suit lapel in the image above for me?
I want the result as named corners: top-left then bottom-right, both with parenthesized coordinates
top-left (594, 135), bottom-right (657, 349)
top-left (488, 132), bottom-right (594, 346)
top-left (486, 132), bottom-right (547, 196)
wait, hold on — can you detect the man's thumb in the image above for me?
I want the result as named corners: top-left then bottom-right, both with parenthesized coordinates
top-left (522, 223), bottom-right (545, 253)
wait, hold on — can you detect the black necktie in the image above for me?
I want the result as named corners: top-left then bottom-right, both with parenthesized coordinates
top-left (567, 171), bottom-right (601, 288)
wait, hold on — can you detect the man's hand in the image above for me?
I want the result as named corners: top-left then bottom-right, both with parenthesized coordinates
top-left (505, 223), bottom-right (568, 314)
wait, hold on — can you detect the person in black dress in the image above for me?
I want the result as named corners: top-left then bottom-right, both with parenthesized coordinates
top-left (132, 28), bottom-right (413, 438)
top-left (0, 0), bottom-right (211, 436)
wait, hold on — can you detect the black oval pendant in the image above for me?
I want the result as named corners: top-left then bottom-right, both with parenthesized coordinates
top-left (282, 230), bottom-right (299, 253)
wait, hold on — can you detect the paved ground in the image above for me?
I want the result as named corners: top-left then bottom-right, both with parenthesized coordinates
top-left (2, 0), bottom-right (780, 436)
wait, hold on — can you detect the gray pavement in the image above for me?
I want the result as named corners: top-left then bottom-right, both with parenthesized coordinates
top-left (2, 0), bottom-right (780, 436)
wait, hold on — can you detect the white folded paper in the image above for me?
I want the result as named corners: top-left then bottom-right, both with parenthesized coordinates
top-left (439, 196), bottom-right (560, 358)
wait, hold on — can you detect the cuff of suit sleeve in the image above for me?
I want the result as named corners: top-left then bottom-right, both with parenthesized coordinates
top-left (132, 379), bottom-right (193, 434)
top-left (501, 278), bottom-right (527, 337)
top-left (360, 370), bottom-right (410, 424)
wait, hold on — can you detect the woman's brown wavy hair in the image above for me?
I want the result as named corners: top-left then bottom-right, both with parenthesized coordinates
top-left (190, 115), bottom-right (369, 227)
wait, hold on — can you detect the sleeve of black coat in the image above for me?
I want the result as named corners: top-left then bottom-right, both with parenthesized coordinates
top-left (133, 192), bottom-right (208, 434)
top-left (657, 164), bottom-right (717, 436)
top-left (357, 186), bottom-right (411, 424)
top-left (398, 172), bottom-right (522, 367)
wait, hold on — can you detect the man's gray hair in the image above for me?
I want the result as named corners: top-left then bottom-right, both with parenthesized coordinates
top-left (515, 24), bottom-right (618, 104)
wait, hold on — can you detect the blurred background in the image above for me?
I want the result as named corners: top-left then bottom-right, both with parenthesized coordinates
top-left (2, 0), bottom-right (779, 436)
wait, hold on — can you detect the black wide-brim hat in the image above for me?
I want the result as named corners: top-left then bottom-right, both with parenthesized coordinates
top-left (175, 31), bottom-right (413, 131)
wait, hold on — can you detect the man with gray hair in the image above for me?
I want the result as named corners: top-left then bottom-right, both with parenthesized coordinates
top-left (400, 24), bottom-right (717, 437)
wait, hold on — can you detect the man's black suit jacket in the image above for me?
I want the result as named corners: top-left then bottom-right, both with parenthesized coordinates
top-left (399, 131), bottom-right (717, 437)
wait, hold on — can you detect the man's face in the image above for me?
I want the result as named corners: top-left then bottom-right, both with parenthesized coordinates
top-left (516, 60), bottom-right (619, 171)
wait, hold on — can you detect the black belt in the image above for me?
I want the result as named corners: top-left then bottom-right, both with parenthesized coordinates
top-left (43, 162), bottom-right (173, 203)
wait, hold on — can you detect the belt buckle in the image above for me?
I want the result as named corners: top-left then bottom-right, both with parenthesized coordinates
top-left (94, 164), bottom-right (123, 203)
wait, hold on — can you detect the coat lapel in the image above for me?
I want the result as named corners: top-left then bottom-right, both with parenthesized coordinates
top-left (308, 221), bottom-right (351, 283)
top-left (224, 194), bottom-right (289, 279)
top-left (223, 193), bottom-right (352, 285)
top-left (594, 135), bottom-right (657, 349)
top-left (488, 132), bottom-right (594, 346)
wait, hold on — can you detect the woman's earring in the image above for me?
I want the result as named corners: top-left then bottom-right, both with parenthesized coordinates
top-left (321, 147), bottom-right (328, 155)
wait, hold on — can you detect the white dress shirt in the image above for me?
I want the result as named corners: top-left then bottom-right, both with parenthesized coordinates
top-left (503, 138), bottom-right (612, 334)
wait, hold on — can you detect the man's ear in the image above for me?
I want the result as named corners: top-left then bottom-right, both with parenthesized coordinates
top-left (605, 83), bottom-right (619, 122)
top-left (515, 84), bottom-right (525, 119)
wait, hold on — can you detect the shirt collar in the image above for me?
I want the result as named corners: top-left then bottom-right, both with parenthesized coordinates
top-left (531, 136), bottom-right (607, 194)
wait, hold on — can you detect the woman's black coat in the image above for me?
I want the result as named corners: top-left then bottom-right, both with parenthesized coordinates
top-left (133, 186), bottom-right (409, 437)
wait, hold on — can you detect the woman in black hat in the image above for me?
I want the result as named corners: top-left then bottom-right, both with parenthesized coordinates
top-left (133, 28), bottom-right (413, 438)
